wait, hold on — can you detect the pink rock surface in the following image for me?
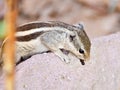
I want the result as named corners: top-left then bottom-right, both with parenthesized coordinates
top-left (0, 32), bottom-right (120, 90)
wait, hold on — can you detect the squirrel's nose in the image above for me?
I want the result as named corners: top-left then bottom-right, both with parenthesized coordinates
top-left (80, 59), bottom-right (85, 65)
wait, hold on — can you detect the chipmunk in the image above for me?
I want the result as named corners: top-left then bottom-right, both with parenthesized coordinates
top-left (0, 21), bottom-right (91, 67)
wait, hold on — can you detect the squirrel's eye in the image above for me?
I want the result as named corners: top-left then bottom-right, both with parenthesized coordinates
top-left (69, 35), bottom-right (75, 42)
top-left (79, 49), bottom-right (84, 54)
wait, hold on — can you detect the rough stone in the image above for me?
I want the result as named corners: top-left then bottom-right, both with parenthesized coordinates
top-left (0, 32), bottom-right (120, 90)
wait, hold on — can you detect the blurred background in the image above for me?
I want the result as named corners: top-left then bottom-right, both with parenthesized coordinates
top-left (0, 0), bottom-right (120, 39)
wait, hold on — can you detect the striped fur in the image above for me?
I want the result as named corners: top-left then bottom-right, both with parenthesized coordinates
top-left (0, 21), bottom-right (91, 66)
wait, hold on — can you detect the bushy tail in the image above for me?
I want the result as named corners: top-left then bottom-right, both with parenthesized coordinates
top-left (0, 64), bottom-right (3, 76)
top-left (0, 40), bottom-right (5, 77)
top-left (0, 48), bottom-right (3, 76)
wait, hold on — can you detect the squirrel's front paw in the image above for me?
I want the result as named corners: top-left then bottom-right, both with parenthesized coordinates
top-left (61, 57), bottom-right (71, 63)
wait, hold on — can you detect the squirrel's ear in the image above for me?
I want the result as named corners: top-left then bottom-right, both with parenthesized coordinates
top-left (74, 22), bottom-right (84, 30)
top-left (78, 24), bottom-right (84, 30)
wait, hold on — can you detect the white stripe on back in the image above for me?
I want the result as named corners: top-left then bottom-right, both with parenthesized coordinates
top-left (16, 27), bottom-right (72, 37)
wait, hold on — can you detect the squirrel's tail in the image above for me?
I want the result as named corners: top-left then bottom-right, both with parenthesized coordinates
top-left (0, 48), bottom-right (3, 76)
top-left (0, 65), bottom-right (2, 76)
top-left (0, 61), bottom-right (3, 77)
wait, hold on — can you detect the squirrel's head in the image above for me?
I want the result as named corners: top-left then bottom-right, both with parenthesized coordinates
top-left (67, 23), bottom-right (91, 63)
